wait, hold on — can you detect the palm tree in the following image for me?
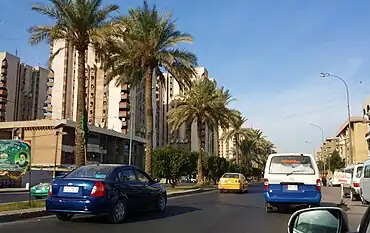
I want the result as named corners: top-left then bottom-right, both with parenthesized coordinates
top-left (29, 0), bottom-right (118, 166)
top-left (99, 1), bottom-right (197, 175)
top-left (167, 78), bottom-right (234, 183)
top-left (239, 129), bottom-right (275, 167)
top-left (222, 110), bottom-right (249, 164)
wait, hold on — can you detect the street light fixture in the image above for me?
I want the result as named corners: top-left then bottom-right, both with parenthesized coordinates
top-left (305, 141), bottom-right (316, 157)
top-left (320, 72), bottom-right (352, 165)
top-left (310, 123), bottom-right (325, 171)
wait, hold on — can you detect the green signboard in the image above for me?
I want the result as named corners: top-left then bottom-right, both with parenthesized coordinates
top-left (0, 140), bottom-right (31, 179)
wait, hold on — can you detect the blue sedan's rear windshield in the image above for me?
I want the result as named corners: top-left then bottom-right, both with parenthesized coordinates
top-left (269, 155), bottom-right (315, 175)
top-left (65, 166), bottom-right (114, 179)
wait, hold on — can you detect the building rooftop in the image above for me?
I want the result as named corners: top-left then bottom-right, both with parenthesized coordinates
top-left (336, 116), bottom-right (368, 137)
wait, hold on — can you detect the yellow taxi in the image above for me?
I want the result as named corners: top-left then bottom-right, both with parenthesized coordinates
top-left (218, 173), bottom-right (248, 193)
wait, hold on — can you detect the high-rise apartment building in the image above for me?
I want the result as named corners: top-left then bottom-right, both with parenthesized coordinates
top-left (0, 52), bottom-right (49, 122)
top-left (155, 67), bottom-right (218, 155)
top-left (218, 127), bottom-right (236, 160)
top-left (48, 39), bottom-right (150, 139)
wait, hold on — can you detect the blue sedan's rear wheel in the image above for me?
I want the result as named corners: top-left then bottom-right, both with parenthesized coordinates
top-left (108, 200), bottom-right (127, 224)
top-left (56, 213), bottom-right (74, 221)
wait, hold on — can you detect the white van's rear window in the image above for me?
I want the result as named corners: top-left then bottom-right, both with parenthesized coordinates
top-left (269, 155), bottom-right (315, 175)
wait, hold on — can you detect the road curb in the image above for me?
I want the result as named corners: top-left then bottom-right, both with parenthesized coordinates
top-left (0, 209), bottom-right (50, 223)
top-left (0, 190), bottom-right (28, 194)
top-left (167, 188), bottom-right (216, 198)
top-left (0, 188), bottom-right (217, 223)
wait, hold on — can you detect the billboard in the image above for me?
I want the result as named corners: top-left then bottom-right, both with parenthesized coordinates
top-left (0, 140), bottom-right (31, 179)
top-left (332, 171), bottom-right (352, 185)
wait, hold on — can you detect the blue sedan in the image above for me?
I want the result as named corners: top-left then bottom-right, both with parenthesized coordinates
top-left (45, 164), bottom-right (167, 223)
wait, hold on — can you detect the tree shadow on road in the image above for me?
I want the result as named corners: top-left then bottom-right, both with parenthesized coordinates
top-left (69, 205), bottom-right (201, 224)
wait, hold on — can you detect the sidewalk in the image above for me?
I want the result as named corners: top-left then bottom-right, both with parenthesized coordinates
top-left (321, 186), bottom-right (366, 231)
top-left (0, 188), bottom-right (28, 193)
top-left (321, 186), bottom-right (341, 206)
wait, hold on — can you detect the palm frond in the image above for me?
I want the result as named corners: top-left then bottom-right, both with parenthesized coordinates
top-left (48, 46), bottom-right (65, 68)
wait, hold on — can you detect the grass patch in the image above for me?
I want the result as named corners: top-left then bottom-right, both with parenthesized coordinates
top-left (166, 185), bottom-right (198, 192)
top-left (166, 184), bottom-right (216, 192)
top-left (0, 200), bottom-right (45, 212)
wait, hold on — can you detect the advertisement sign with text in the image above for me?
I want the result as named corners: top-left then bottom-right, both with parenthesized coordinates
top-left (333, 171), bottom-right (352, 185)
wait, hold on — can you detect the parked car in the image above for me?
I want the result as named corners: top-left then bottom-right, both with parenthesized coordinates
top-left (30, 182), bottom-right (50, 198)
top-left (360, 159), bottom-right (370, 204)
top-left (218, 173), bottom-right (248, 193)
top-left (45, 164), bottom-right (167, 223)
top-left (263, 153), bottom-right (321, 213)
top-left (343, 163), bottom-right (363, 201)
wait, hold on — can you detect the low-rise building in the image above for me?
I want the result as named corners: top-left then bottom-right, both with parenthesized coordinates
top-left (0, 119), bottom-right (146, 188)
top-left (336, 117), bottom-right (368, 164)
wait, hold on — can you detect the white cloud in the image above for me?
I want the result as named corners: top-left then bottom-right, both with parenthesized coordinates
top-left (231, 57), bottom-right (368, 154)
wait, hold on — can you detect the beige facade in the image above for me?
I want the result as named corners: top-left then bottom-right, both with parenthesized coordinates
top-left (362, 96), bottom-right (370, 158)
top-left (155, 67), bottom-right (218, 155)
top-left (0, 52), bottom-right (49, 122)
top-left (218, 127), bottom-right (236, 160)
top-left (48, 40), bottom-right (152, 140)
top-left (317, 137), bottom-right (340, 166)
top-left (336, 117), bottom-right (368, 164)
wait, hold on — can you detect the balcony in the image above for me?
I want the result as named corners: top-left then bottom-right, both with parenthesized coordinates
top-left (119, 102), bottom-right (129, 110)
top-left (47, 81), bottom-right (54, 87)
top-left (1, 67), bottom-right (7, 76)
top-left (122, 121), bottom-right (128, 127)
top-left (121, 84), bottom-right (129, 91)
top-left (47, 88), bottom-right (52, 95)
top-left (119, 110), bottom-right (128, 118)
top-left (45, 98), bottom-right (52, 104)
top-left (0, 96), bottom-right (7, 104)
top-left (0, 75), bottom-right (6, 82)
top-left (0, 89), bottom-right (7, 96)
top-left (121, 93), bottom-right (129, 100)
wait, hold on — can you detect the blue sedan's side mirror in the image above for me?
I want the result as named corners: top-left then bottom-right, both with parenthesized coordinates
top-left (287, 207), bottom-right (349, 233)
top-left (153, 178), bottom-right (160, 183)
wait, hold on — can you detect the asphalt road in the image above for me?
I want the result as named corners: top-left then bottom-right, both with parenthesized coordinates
top-left (0, 184), bottom-right (291, 233)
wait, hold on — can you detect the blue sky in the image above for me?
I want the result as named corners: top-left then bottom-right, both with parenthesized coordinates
top-left (1, 0), bottom-right (370, 154)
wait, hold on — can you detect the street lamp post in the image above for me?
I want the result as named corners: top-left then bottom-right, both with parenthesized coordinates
top-left (310, 123), bottom-right (325, 171)
top-left (320, 73), bottom-right (352, 165)
top-left (53, 130), bottom-right (67, 178)
top-left (305, 141), bottom-right (316, 157)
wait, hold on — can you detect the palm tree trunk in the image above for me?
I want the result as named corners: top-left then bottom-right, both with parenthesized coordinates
top-left (235, 136), bottom-right (239, 164)
top-left (144, 66), bottom-right (153, 175)
top-left (75, 48), bottom-right (87, 167)
top-left (197, 119), bottom-right (204, 184)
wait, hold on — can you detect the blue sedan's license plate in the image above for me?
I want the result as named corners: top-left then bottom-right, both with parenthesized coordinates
top-left (63, 186), bottom-right (79, 193)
